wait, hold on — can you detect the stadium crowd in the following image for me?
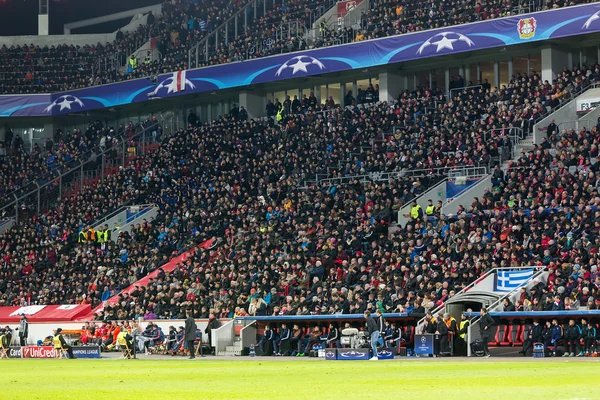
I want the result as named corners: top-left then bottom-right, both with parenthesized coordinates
top-left (0, 0), bottom-right (595, 93)
top-left (0, 118), bottom-right (162, 215)
top-left (0, 65), bottom-right (598, 332)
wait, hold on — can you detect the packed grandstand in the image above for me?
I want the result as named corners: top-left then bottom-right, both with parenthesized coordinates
top-left (1, 0), bottom-right (600, 362)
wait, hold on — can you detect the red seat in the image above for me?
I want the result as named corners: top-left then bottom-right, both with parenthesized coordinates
top-left (234, 325), bottom-right (243, 336)
top-left (513, 325), bottom-right (524, 346)
top-left (500, 325), bottom-right (513, 346)
top-left (490, 325), bottom-right (504, 346)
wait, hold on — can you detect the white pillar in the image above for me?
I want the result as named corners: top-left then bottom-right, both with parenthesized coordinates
top-left (541, 45), bottom-right (568, 82)
top-left (315, 86), bottom-right (322, 105)
top-left (378, 72), bottom-right (402, 102)
top-left (38, 15), bottom-right (49, 35)
top-left (507, 58), bottom-right (513, 83)
top-left (464, 66), bottom-right (471, 85)
top-left (239, 90), bottom-right (266, 119)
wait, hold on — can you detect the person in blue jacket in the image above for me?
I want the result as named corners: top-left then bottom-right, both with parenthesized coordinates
top-left (548, 319), bottom-right (563, 356)
top-left (257, 324), bottom-right (274, 355)
top-left (276, 323), bottom-right (291, 356)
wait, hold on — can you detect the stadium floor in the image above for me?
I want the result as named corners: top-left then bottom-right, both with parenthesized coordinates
top-left (4, 355), bottom-right (597, 400)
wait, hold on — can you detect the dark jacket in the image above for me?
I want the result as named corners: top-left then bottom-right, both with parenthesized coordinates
top-left (564, 325), bottom-right (582, 340)
top-left (551, 325), bottom-right (563, 342)
top-left (184, 317), bottom-right (197, 342)
top-left (437, 320), bottom-right (449, 335)
top-left (377, 315), bottom-right (385, 333)
top-left (527, 323), bottom-right (543, 342)
top-left (327, 327), bottom-right (339, 341)
top-left (280, 328), bottom-right (291, 341)
top-left (479, 313), bottom-right (495, 337)
top-left (205, 317), bottom-right (221, 335)
top-left (365, 316), bottom-right (378, 334)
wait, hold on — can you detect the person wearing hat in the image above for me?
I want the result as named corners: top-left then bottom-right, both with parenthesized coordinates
top-left (53, 328), bottom-right (75, 359)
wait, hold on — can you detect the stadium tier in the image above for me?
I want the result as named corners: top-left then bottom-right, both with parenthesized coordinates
top-left (2, 0), bottom-right (600, 366)
top-left (0, 0), bottom-right (597, 94)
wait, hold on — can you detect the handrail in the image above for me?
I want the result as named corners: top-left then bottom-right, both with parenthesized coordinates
top-left (314, 165), bottom-right (489, 187)
top-left (449, 84), bottom-right (482, 100)
top-left (533, 82), bottom-right (600, 144)
top-left (0, 112), bottom-right (177, 224)
top-left (415, 267), bottom-right (499, 333)
top-left (465, 266), bottom-right (546, 356)
top-left (188, 0), bottom-right (255, 68)
top-left (486, 268), bottom-right (547, 313)
top-left (91, 203), bottom-right (156, 228)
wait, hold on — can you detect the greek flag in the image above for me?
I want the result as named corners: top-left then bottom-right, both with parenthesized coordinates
top-left (495, 269), bottom-right (534, 292)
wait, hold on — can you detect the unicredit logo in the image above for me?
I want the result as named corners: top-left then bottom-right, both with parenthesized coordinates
top-left (23, 346), bottom-right (58, 358)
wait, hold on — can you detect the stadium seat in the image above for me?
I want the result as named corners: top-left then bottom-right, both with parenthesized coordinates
top-left (500, 325), bottom-right (514, 347)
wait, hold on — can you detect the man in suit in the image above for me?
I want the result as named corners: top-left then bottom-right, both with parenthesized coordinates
top-left (519, 319), bottom-right (543, 356)
top-left (479, 308), bottom-right (495, 358)
top-left (184, 310), bottom-right (197, 359)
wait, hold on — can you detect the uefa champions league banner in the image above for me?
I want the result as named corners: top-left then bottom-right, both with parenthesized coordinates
top-left (2, 3), bottom-right (600, 117)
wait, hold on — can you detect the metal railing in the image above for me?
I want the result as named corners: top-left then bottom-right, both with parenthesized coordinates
top-left (415, 267), bottom-right (501, 333)
top-left (449, 84), bottom-right (482, 100)
top-left (465, 266), bottom-right (547, 356)
top-left (533, 82), bottom-right (600, 144)
top-left (311, 165), bottom-right (488, 187)
top-left (188, 0), bottom-right (282, 68)
top-left (0, 112), bottom-right (179, 224)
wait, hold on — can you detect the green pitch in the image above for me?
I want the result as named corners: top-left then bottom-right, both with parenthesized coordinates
top-left (3, 359), bottom-right (596, 399)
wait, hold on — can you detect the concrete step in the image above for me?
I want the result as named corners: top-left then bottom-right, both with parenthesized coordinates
top-left (217, 349), bottom-right (242, 356)
top-left (226, 343), bottom-right (243, 352)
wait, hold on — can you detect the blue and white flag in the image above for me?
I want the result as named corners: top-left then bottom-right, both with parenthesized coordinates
top-left (495, 269), bottom-right (534, 292)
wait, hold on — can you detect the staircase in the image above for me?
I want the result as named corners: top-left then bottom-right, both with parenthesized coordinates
top-left (464, 267), bottom-right (548, 356)
top-left (216, 319), bottom-right (251, 356)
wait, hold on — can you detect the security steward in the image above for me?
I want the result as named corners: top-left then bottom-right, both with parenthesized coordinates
top-left (117, 328), bottom-right (134, 358)
top-left (425, 199), bottom-right (435, 217)
top-left (78, 229), bottom-right (87, 243)
top-left (444, 313), bottom-right (458, 355)
top-left (53, 328), bottom-right (76, 359)
top-left (409, 201), bottom-right (423, 223)
top-left (129, 55), bottom-right (137, 70)
top-left (456, 312), bottom-right (470, 356)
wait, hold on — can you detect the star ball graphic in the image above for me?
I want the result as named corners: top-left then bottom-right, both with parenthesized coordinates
top-left (44, 95), bottom-right (85, 113)
top-left (275, 55), bottom-right (326, 77)
top-left (416, 31), bottom-right (475, 55)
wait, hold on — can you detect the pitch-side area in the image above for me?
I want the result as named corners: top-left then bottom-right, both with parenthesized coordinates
top-left (3, 356), bottom-right (597, 400)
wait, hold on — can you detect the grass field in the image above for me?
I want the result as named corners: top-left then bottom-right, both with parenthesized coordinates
top-left (3, 358), bottom-right (596, 399)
